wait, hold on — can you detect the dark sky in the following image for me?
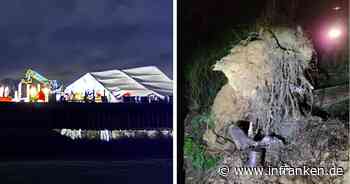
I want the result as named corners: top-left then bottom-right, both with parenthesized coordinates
top-left (0, 0), bottom-right (173, 83)
top-left (180, 0), bottom-right (348, 62)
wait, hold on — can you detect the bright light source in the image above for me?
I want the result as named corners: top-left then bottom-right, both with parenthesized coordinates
top-left (333, 6), bottom-right (341, 11)
top-left (43, 87), bottom-right (50, 95)
top-left (14, 91), bottom-right (18, 101)
top-left (30, 86), bottom-right (37, 98)
top-left (4, 87), bottom-right (9, 97)
top-left (328, 28), bottom-right (341, 39)
top-left (0, 86), bottom-right (3, 97)
top-left (43, 87), bottom-right (50, 102)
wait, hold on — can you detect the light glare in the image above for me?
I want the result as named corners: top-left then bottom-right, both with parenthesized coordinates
top-left (328, 28), bottom-right (341, 39)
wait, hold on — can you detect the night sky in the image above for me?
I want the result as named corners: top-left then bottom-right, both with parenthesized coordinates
top-left (180, 0), bottom-right (348, 62)
top-left (0, 0), bottom-right (173, 84)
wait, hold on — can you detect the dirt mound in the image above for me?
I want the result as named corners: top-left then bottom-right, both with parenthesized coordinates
top-left (203, 117), bottom-right (349, 184)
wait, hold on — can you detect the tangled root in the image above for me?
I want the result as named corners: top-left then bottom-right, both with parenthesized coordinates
top-left (248, 26), bottom-right (315, 136)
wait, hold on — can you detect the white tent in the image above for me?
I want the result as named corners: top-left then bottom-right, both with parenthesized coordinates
top-left (64, 66), bottom-right (172, 102)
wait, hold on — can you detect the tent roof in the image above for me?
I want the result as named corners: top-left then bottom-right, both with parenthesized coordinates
top-left (64, 73), bottom-right (117, 101)
top-left (121, 66), bottom-right (172, 96)
top-left (65, 66), bottom-right (172, 99)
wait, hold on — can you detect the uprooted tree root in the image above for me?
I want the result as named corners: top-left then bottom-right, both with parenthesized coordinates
top-left (205, 27), bottom-right (316, 146)
top-left (197, 27), bottom-right (349, 184)
top-left (248, 27), bottom-right (315, 137)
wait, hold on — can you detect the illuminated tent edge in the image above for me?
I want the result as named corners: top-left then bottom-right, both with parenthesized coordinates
top-left (64, 66), bottom-right (173, 103)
